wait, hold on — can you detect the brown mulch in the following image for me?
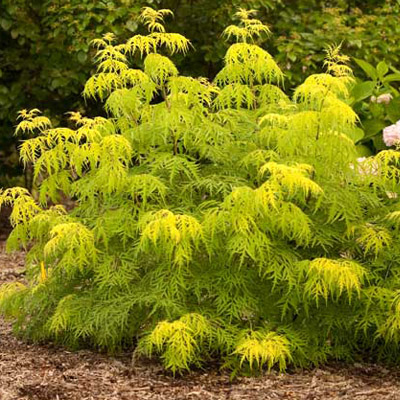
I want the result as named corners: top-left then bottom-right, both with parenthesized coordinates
top-left (1, 243), bottom-right (400, 399)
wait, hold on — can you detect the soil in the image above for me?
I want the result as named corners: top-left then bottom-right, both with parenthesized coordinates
top-left (1, 243), bottom-right (400, 399)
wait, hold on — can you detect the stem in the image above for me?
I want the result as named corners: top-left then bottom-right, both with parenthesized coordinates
top-left (160, 83), bottom-right (176, 154)
top-left (173, 134), bottom-right (178, 155)
top-left (161, 85), bottom-right (171, 111)
top-left (384, 261), bottom-right (393, 280)
top-left (315, 84), bottom-right (332, 140)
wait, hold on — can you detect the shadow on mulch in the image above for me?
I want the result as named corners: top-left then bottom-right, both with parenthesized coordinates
top-left (1, 243), bottom-right (400, 399)
top-left (0, 206), bottom-right (11, 241)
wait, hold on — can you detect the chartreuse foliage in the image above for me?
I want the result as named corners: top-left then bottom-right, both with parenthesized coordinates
top-left (2, 7), bottom-right (400, 376)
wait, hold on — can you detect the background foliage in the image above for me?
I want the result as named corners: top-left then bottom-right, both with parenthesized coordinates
top-left (0, 0), bottom-right (151, 185)
top-left (350, 59), bottom-right (400, 155)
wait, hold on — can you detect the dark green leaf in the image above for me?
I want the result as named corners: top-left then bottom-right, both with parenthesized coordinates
top-left (77, 51), bottom-right (88, 64)
top-left (377, 61), bottom-right (389, 79)
top-left (383, 73), bottom-right (400, 83)
top-left (1, 19), bottom-right (12, 31)
top-left (362, 119), bottom-right (386, 140)
top-left (354, 58), bottom-right (377, 80)
top-left (351, 81), bottom-right (376, 104)
top-left (348, 127), bottom-right (365, 143)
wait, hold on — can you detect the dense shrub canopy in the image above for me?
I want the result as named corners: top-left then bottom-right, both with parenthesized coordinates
top-left (2, 8), bottom-right (400, 375)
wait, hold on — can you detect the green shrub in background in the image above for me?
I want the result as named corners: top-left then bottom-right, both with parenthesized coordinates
top-left (270, 1), bottom-right (400, 86)
top-left (0, 0), bottom-right (151, 185)
top-left (349, 59), bottom-right (400, 155)
top-left (2, 8), bottom-right (400, 375)
top-left (267, 1), bottom-right (400, 155)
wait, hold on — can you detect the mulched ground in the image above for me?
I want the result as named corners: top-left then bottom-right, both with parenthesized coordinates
top-left (1, 243), bottom-right (400, 399)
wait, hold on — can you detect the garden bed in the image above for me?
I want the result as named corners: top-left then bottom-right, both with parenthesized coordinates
top-left (0, 243), bottom-right (400, 400)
